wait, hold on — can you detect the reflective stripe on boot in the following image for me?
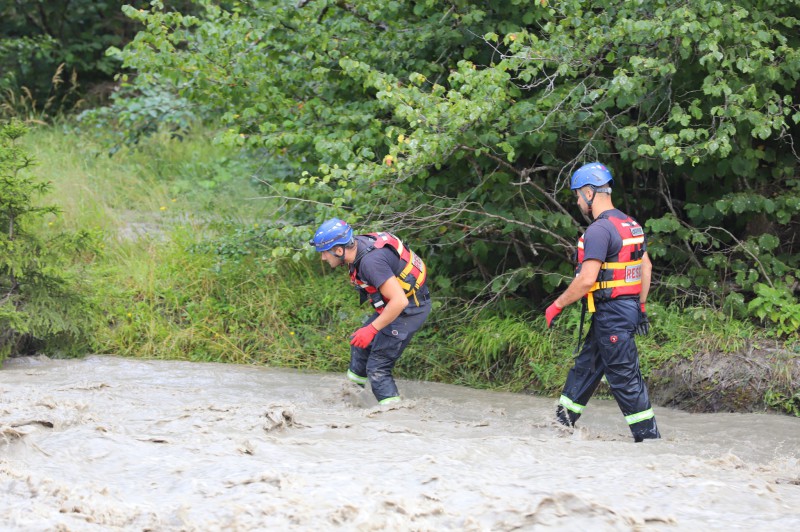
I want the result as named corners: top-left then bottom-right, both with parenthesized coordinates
top-left (347, 369), bottom-right (367, 386)
top-left (379, 396), bottom-right (401, 405)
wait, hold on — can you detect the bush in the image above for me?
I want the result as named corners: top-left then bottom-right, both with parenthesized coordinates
top-left (0, 120), bottom-right (99, 360)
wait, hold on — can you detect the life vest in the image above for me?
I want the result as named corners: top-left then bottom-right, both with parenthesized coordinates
top-left (576, 213), bottom-right (644, 312)
top-left (349, 232), bottom-right (428, 311)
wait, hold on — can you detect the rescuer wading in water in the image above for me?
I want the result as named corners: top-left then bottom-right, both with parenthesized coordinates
top-left (545, 163), bottom-right (661, 442)
top-left (310, 218), bottom-right (431, 404)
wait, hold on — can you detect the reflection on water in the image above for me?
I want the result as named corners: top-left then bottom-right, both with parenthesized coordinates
top-left (1, 355), bottom-right (798, 530)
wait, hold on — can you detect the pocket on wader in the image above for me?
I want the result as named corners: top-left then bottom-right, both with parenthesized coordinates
top-left (379, 325), bottom-right (409, 342)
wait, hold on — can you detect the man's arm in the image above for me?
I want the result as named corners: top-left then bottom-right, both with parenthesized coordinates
top-left (349, 275), bottom-right (409, 348)
top-left (545, 259), bottom-right (601, 327)
top-left (639, 251), bottom-right (652, 305)
top-left (554, 259), bottom-right (602, 309)
top-left (371, 276), bottom-right (409, 330)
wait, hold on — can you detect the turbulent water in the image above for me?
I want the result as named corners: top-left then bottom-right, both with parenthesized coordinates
top-left (1, 355), bottom-right (798, 531)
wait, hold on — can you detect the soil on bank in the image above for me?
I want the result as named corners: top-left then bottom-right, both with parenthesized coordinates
top-left (649, 340), bottom-right (799, 415)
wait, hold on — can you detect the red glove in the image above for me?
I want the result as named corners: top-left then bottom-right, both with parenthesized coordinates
top-left (350, 323), bottom-right (379, 348)
top-left (545, 302), bottom-right (563, 328)
top-left (640, 302), bottom-right (646, 313)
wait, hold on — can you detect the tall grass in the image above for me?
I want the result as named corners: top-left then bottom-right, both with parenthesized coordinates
top-left (24, 126), bottom-right (172, 233)
top-left (1, 64), bottom-right (83, 123)
top-left (22, 126), bottom-right (368, 370)
top-left (91, 229), bottom-right (355, 368)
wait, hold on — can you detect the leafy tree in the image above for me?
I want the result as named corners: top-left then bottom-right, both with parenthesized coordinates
top-left (108, 0), bottom-right (799, 334)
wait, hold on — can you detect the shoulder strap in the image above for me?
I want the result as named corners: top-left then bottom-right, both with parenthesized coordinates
top-left (352, 235), bottom-right (376, 268)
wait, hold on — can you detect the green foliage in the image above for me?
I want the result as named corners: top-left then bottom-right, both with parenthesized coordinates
top-left (635, 302), bottom-right (756, 373)
top-left (107, 0), bottom-right (800, 337)
top-left (1, 2), bottom-right (128, 81)
top-left (748, 282), bottom-right (800, 337)
top-left (33, 124), bottom-right (355, 367)
top-left (0, 1), bottom-right (131, 114)
top-left (77, 83), bottom-right (198, 154)
top-left (0, 1), bottom-right (207, 115)
top-left (765, 388), bottom-right (800, 417)
top-left (0, 121), bottom-right (99, 360)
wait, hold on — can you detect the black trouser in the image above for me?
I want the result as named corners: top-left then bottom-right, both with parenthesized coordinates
top-left (556, 298), bottom-right (660, 442)
top-left (348, 301), bottom-right (431, 403)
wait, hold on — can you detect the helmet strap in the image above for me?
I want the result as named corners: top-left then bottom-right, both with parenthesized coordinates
top-left (578, 188), bottom-right (595, 209)
top-left (579, 186), bottom-right (611, 214)
top-left (334, 246), bottom-right (347, 266)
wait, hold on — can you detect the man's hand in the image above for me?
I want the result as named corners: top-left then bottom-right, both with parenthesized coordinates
top-left (545, 302), bottom-right (563, 328)
top-left (350, 323), bottom-right (379, 348)
top-left (635, 302), bottom-right (650, 336)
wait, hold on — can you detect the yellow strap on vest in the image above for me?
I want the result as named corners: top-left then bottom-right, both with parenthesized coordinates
top-left (396, 252), bottom-right (427, 305)
top-left (590, 278), bottom-right (642, 291)
top-left (585, 259), bottom-right (642, 313)
top-left (398, 262), bottom-right (414, 290)
top-left (601, 259), bottom-right (642, 270)
top-left (397, 253), bottom-right (426, 290)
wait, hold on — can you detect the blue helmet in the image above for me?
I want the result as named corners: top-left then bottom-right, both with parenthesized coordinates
top-left (309, 218), bottom-right (353, 252)
top-left (570, 162), bottom-right (614, 190)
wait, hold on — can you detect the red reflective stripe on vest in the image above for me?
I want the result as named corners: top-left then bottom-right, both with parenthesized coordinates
top-left (576, 215), bottom-right (644, 304)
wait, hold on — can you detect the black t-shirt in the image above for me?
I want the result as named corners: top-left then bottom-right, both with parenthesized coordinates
top-left (582, 209), bottom-right (646, 262)
top-left (353, 236), bottom-right (402, 290)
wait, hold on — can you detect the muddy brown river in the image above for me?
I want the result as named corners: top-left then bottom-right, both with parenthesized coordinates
top-left (1, 355), bottom-right (798, 530)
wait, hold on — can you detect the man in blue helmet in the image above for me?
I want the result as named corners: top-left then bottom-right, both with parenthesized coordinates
top-left (544, 162), bottom-right (660, 442)
top-left (310, 218), bottom-right (431, 404)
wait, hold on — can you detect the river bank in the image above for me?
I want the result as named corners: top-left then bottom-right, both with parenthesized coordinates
top-left (649, 340), bottom-right (800, 415)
